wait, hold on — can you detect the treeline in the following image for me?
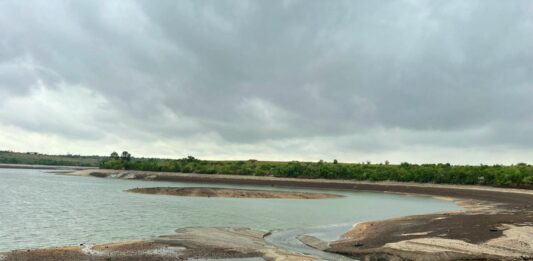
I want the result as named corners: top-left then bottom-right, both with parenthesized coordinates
top-left (0, 151), bottom-right (102, 167)
top-left (101, 153), bottom-right (533, 189)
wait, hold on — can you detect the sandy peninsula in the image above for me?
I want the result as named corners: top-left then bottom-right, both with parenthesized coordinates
top-left (8, 168), bottom-right (533, 260)
top-left (127, 187), bottom-right (342, 199)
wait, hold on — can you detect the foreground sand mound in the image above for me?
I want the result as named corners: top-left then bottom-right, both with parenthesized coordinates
top-left (127, 187), bottom-right (342, 199)
top-left (1, 227), bottom-right (316, 261)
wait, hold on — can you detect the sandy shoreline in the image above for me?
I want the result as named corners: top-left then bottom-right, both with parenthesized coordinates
top-left (4, 168), bottom-right (533, 260)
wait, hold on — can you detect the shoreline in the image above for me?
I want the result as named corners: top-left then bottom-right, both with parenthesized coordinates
top-left (67, 169), bottom-right (533, 195)
top-left (0, 163), bottom-right (95, 170)
top-left (4, 168), bottom-right (533, 260)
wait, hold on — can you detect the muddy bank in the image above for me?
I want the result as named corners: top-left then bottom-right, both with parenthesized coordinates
top-left (0, 227), bottom-right (315, 261)
top-left (67, 169), bottom-right (533, 260)
top-left (325, 211), bottom-right (533, 260)
top-left (127, 187), bottom-right (342, 199)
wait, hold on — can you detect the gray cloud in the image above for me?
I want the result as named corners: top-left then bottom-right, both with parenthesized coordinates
top-left (0, 0), bottom-right (532, 163)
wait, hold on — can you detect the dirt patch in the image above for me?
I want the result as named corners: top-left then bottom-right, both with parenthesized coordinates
top-left (127, 187), bottom-right (342, 199)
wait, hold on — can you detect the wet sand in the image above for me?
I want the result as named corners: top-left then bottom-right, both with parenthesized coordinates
top-left (127, 187), bottom-right (342, 199)
top-left (7, 169), bottom-right (533, 260)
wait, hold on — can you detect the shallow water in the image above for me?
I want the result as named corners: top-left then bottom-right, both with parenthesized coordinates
top-left (0, 168), bottom-right (460, 252)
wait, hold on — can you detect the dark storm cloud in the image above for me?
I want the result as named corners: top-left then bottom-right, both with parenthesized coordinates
top-left (0, 0), bottom-right (532, 161)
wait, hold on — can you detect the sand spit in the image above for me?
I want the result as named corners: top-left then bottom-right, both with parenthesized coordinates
top-left (127, 187), bottom-right (342, 199)
top-left (65, 169), bottom-right (533, 260)
top-left (1, 228), bottom-right (315, 261)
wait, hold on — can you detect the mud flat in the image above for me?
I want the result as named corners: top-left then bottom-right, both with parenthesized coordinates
top-left (64, 169), bottom-right (533, 260)
top-left (0, 227), bottom-right (315, 261)
top-left (127, 187), bottom-right (342, 199)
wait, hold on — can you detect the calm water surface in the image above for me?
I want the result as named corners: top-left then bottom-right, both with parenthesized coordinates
top-left (0, 168), bottom-right (460, 252)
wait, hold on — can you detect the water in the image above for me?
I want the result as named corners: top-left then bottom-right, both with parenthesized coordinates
top-left (0, 168), bottom-right (460, 254)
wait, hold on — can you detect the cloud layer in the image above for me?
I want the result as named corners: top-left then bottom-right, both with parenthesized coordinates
top-left (1, 0), bottom-right (532, 164)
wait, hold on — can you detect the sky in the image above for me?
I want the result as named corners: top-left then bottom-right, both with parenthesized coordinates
top-left (1, 0), bottom-right (532, 164)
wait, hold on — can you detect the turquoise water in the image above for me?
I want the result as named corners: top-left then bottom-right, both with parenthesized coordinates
top-left (0, 168), bottom-right (460, 252)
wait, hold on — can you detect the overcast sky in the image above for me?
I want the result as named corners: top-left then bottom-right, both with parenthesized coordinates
top-left (1, 0), bottom-right (532, 164)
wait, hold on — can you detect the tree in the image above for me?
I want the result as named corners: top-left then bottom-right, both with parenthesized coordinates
top-left (110, 152), bottom-right (119, 160)
top-left (333, 159), bottom-right (338, 164)
top-left (120, 151), bottom-right (132, 162)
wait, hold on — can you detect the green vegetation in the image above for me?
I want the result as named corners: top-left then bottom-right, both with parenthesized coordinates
top-left (101, 152), bottom-right (533, 189)
top-left (3, 150), bottom-right (532, 189)
top-left (0, 151), bottom-right (102, 167)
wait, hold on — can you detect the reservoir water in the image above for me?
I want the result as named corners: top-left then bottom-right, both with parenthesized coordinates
top-left (0, 168), bottom-right (460, 253)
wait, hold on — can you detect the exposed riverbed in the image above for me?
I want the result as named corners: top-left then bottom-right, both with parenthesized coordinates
top-left (0, 168), bottom-right (460, 257)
